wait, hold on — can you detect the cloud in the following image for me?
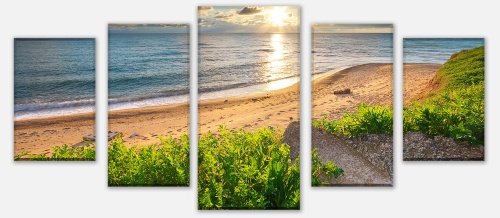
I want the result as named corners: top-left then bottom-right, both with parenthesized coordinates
top-left (198, 6), bottom-right (214, 17)
top-left (237, 6), bottom-right (263, 15)
top-left (198, 6), bottom-right (300, 33)
top-left (198, 18), bottom-right (215, 28)
top-left (213, 10), bottom-right (236, 20)
top-left (214, 14), bottom-right (235, 19)
top-left (198, 6), bottom-right (214, 11)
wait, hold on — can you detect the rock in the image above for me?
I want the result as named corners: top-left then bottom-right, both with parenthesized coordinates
top-left (84, 131), bottom-right (121, 141)
top-left (129, 133), bottom-right (140, 138)
top-left (403, 132), bottom-right (484, 161)
top-left (82, 134), bottom-right (95, 141)
top-left (108, 131), bottom-right (121, 141)
top-left (311, 127), bottom-right (392, 186)
top-left (283, 121), bottom-right (300, 161)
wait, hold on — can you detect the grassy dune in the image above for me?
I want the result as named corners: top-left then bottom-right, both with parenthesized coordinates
top-left (403, 46), bottom-right (484, 145)
top-left (314, 46), bottom-right (484, 146)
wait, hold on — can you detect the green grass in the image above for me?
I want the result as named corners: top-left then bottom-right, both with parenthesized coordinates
top-left (314, 46), bottom-right (484, 146)
top-left (108, 134), bottom-right (190, 186)
top-left (198, 125), bottom-right (299, 209)
top-left (313, 103), bottom-right (393, 137)
top-left (404, 46), bottom-right (484, 145)
top-left (14, 143), bottom-right (95, 161)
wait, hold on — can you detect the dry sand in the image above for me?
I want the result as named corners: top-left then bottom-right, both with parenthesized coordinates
top-left (403, 63), bottom-right (442, 103)
top-left (14, 63), bottom-right (439, 156)
top-left (312, 63), bottom-right (394, 120)
top-left (312, 63), bottom-right (441, 120)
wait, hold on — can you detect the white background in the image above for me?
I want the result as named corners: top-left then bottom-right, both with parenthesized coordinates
top-left (0, 0), bottom-right (498, 217)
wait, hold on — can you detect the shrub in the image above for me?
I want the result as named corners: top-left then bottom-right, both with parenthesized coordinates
top-left (198, 125), bottom-right (300, 210)
top-left (108, 134), bottom-right (190, 186)
top-left (15, 143), bottom-right (95, 161)
top-left (313, 103), bottom-right (393, 136)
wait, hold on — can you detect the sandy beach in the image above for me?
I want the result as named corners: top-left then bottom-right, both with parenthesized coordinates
top-left (14, 84), bottom-right (299, 156)
top-left (312, 63), bottom-right (441, 120)
top-left (14, 63), bottom-right (441, 156)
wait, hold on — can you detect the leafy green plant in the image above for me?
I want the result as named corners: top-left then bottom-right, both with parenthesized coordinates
top-left (108, 134), bottom-right (190, 186)
top-left (313, 103), bottom-right (393, 136)
top-left (14, 143), bottom-right (95, 161)
top-left (312, 148), bottom-right (344, 186)
top-left (198, 125), bottom-right (299, 210)
top-left (403, 46), bottom-right (484, 145)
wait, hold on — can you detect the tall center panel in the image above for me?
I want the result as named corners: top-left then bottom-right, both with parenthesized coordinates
top-left (197, 6), bottom-right (301, 210)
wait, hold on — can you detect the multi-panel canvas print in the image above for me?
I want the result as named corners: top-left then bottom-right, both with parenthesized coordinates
top-left (403, 38), bottom-right (484, 161)
top-left (14, 38), bottom-right (96, 161)
top-left (311, 24), bottom-right (394, 186)
top-left (197, 6), bottom-right (301, 209)
top-left (107, 24), bottom-right (190, 186)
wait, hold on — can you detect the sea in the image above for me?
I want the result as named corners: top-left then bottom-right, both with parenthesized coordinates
top-left (108, 33), bottom-right (190, 111)
top-left (312, 33), bottom-right (393, 76)
top-left (198, 33), bottom-right (300, 101)
top-left (403, 38), bottom-right (484, 63)
top-left (14, 38), bottom-right (95, 120)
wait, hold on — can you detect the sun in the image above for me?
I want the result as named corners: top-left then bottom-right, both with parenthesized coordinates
top-left (268, 7), bottom-right (288, 26)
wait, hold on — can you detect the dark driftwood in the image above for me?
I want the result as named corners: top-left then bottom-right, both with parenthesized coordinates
top-left (334, 88), bottom-right (351, 94)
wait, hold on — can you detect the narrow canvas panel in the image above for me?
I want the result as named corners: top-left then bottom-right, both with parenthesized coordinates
top-left (402, 38), bottom-right (484, 161)
top-left (311, 24), bottom-right (394, 186)
top-left (14, 38), bottom-right (96, 161)
top-left (197, 6), bottom-right (301, 209)
top-left (107, 24), bottom-right (190, 186)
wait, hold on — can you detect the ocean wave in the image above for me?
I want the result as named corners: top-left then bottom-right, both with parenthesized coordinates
top-left (108, 90), bottom-right (190, 106)
top-left (15, 99), bottom-right (95, 113)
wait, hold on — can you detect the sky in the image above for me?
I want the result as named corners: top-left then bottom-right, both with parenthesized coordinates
top-left (108, 24), bottom-right (189, 33)
top-left (198, 6), bottom-right (300, 33)
top-left (313, 24), bottom-right (393, 33)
